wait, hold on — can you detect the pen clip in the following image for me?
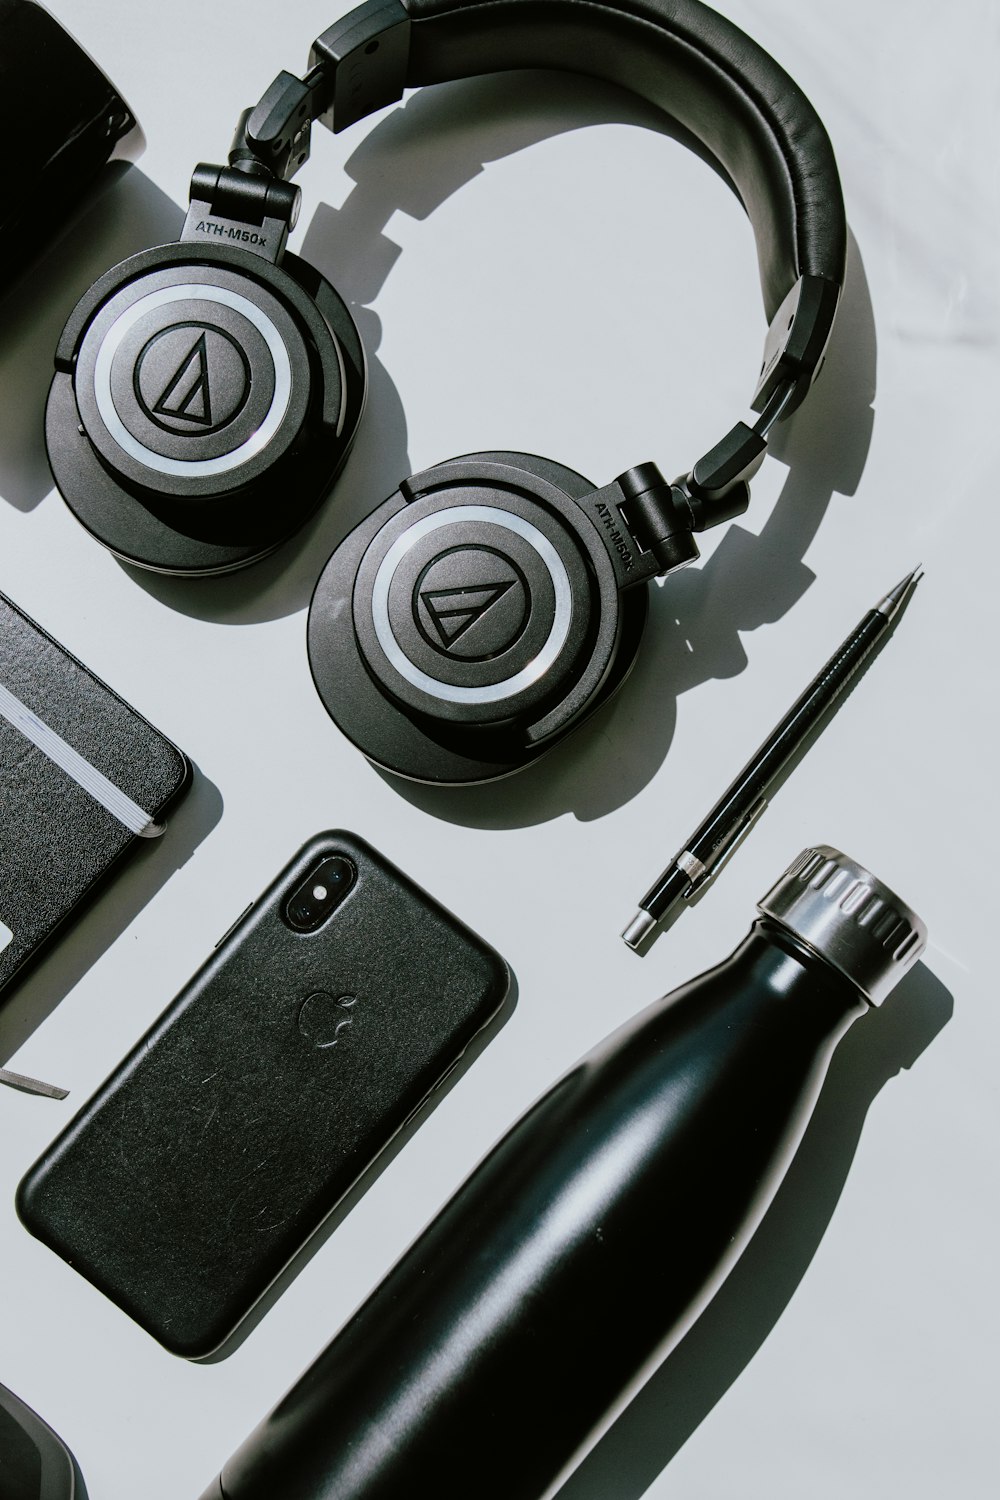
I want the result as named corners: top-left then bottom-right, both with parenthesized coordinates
top-left (681, 796), bottom-right (768, 901)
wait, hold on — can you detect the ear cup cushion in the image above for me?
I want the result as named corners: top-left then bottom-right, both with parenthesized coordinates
top-left (405, 0), bottom-right (847, 318)
top-left (308, 451), bottom-right (647, 784)
top-left (46, 244), bottom-right (365, 575)
top-left (281, 250), bottom-right (366, 441)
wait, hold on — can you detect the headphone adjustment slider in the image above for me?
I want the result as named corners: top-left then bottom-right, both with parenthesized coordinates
top-left (310, 0), bottom-right (412, 134)
top-left (751, 274), bottom-right (841, 416)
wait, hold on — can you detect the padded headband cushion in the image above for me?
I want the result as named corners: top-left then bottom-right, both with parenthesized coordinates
top-left (404, 0), bottom-right (847, 319)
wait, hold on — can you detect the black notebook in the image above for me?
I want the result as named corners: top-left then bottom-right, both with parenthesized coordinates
top-left (0, 591), bottom-right (191, 999)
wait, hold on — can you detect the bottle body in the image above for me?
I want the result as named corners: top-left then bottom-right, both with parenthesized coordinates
top-left (211, 920), bottom-right (867, 1500)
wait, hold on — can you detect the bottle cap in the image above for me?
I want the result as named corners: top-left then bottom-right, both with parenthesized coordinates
top-left (758, 845), bottom-right (927, 1005)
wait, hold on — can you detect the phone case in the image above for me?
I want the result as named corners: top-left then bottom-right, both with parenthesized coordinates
top-left (0, 590), bottom-right (191, 999)
top-left (17, 832), bottom-right (510, 1358)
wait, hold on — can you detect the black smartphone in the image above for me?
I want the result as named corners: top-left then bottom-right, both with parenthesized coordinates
top-left (17, 832), bottom-right (510, 1358)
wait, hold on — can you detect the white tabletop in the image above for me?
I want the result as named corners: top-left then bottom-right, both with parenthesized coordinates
top-left (1, 1), bottom-right (996, 1496)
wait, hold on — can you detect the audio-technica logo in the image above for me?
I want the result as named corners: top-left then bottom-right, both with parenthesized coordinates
top-left (412, 545), bottom-right (531, 662)
top-left (134, 322), bottom-right (251, 436)
top-left (419, 579), bottom-right (515, 648)
top-left (152, 332), bottom-right (214, 425)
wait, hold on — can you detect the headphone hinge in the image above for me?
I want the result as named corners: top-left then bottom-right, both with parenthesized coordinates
top-left (227, 0), bottom-right (411, 184)
top-left (237, 67), bottom-right (329, 181)
top-left (182, 164), bottom-right (301, 264)
top-left (684, 422), bottom-right (765, 518)
top-left (584, 464), bottom-right (700, 583)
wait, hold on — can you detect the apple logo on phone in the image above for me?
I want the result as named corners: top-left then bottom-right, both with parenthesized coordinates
top-left (298, 992), bottom-right (358, 1049)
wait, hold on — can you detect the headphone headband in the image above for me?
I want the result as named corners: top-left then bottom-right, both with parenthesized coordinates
top-left (406, 0), bottom-right (844, 312)
top-left (234, 0), bottom-right (845, 430)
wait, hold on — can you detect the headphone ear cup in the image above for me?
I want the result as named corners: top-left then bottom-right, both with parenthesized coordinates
top-left (46, 243), bottom-right (365, 576)
top-left (308, 451), bottom-right (648, 784)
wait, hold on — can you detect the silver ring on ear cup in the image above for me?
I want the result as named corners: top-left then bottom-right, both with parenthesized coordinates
top-left (369, 506), bottom-right (573, 706)
top-left (91, 282), bottom-right (293, 478)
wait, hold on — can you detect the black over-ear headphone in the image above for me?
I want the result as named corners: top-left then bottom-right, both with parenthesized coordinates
top-left (47, 0), bottom-right (846, 782)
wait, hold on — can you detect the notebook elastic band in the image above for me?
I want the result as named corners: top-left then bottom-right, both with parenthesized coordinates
top-left (0, 681), bottom-right (163, 838)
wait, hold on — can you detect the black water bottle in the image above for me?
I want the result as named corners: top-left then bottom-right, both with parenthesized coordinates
top-left (201, 846), bottom-right (926, 1500)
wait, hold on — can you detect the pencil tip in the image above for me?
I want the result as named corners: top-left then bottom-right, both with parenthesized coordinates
top-left (875, 567), bottom-right (922, 620)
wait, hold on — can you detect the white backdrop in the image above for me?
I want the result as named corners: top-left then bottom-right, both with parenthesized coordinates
top-left (1, 1), bottom-right (997, 1496)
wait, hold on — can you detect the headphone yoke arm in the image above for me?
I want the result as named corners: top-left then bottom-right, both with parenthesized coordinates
top-left (180, 162), bottom-right (302, 263)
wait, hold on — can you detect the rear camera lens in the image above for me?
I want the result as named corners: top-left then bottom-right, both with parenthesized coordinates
top-left (285, 855), bottom-right (356, 931)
